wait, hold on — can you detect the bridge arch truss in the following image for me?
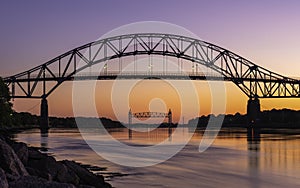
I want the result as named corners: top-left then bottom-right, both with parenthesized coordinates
top-left (4, 33), bottom-right (300, 99)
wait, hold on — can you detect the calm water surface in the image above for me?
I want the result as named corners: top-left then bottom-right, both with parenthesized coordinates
top-left (14, 127), bottom-right (300, 188)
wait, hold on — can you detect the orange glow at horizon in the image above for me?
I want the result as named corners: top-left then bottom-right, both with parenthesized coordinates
top-left (12, 80), bottom-right (300, 123)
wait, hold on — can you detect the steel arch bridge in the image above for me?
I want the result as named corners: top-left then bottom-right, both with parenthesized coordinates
top-left (3, 33), bottom-right (300, 130)
top-left (3, 33), bottom-right (300, 99)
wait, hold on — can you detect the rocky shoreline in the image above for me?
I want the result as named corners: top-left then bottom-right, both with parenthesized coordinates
top-left (0, 134), bottom-right (112, 188)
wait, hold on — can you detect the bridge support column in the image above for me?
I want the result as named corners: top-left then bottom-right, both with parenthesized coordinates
top-left (40, 98), bottom-right (49, 133)
top-left (247, 98), bottom-right (260, 126)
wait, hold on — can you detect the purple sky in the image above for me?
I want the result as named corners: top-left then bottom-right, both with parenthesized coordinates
top-left (1, 1), bottom-right (300, 118)
top-left (1, 0), bottom-right (300, 77)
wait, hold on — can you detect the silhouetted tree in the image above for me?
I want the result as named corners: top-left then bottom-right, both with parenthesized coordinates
top-left (0, 77), bottom-right (13, 127)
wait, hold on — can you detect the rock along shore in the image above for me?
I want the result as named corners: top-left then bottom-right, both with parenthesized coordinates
top-left (0, 134), bottom-right (112, 188)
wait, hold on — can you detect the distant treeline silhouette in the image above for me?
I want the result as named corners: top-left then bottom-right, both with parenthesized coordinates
top-left (188, 109), bottom-right (300, 128)
top-left (7, 113), bottom-right (123, 129)
top-left (2, 108), bottom-right (300, 129)
top-left (7, 113), bottom-right (177, 129)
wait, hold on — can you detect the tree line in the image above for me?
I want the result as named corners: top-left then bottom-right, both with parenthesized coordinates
top-left (189, 109), bottom-right (300, 128)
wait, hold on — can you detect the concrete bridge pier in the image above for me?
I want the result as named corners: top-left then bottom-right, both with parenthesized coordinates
top-left (40, 98), bottom-right (49, 133)
top-left (247, 97), bottom-right (261, 126)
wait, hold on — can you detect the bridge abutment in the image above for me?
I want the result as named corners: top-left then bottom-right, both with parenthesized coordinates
top-left (247, 98), bottom-right (261, 126)
top-left (40, 98), bottom-right (49, 132)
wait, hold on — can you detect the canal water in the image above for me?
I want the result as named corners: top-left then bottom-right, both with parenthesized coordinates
top-left (13, 127), bottom-right (300, 188)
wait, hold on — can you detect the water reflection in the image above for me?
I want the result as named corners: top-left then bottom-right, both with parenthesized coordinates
top-left (40, 131), bottom-right (48, 152)
top-left (168, 127), bottom-right (172, 142)
top-left (36, 127), bottom-right (300, 173)
top-left (38, 125), bottom-right (298, 171)
top-left (126, 127), bottom-right (173, 141)
top-left (247, 128), bottom-right (261, 187)
top-left (30, 126), bottom-right (300, 186)
top-left (247, 128), bottom-right (261, 144)
top-left (128, 129), bottom-right (132, 140)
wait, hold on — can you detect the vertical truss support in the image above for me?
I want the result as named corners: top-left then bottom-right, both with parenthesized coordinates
top-left (42, 65), bottom-right (46, 97)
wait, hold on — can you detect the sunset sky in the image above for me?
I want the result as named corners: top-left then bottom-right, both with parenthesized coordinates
top-left (1, 1), bottom-right (300, 122)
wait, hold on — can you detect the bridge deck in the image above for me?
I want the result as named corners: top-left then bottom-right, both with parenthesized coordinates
top-left (6, 72), bottom-right (297, 83)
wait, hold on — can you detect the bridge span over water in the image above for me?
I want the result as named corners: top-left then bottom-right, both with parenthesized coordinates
top-left (3, 33), bottom-right (300, 130)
